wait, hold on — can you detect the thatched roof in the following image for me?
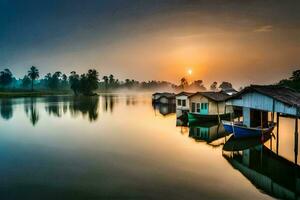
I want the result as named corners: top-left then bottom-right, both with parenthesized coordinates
top-left (189, 91), bottom-right (230, 102)
top-left (229, 85), bottom-right (300, 108)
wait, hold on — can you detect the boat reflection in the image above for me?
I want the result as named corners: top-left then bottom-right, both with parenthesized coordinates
top-left (223, 135), bottom-right (300, 199)
top-left (188, 121), bottom-right (230, 146)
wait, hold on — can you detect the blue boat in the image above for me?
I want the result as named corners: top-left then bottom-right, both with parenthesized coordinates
top-left (222, 120), bottom-right (275, 138)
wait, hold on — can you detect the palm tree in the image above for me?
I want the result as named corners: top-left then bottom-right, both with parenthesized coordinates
top-left (102, 76), bottom-right (109, 90)
top-left (27, 66), bottom-right (39, 91)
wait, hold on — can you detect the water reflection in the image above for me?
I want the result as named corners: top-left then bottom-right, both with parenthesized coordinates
top-left (189, 122), bottom-right (229, 146)
top-left (0, 98), bottom-right (13, 120)
top-left (153, 103), bottom-right (176, 116)
top-left (69, 96), bottom-right (99, 122)
top-left (222, 132), bottom-right (300, 200)
top-left (223, 144), bottom-right (300, 199)
top-left (103, 95), bottom-right (115, 113)
top-left (24, 98), bottom-right (39, 126)
top-left (0, 94), bottom-right (299, 200)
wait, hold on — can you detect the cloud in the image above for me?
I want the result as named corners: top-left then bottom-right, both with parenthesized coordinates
top-left (254, 25), bottom-right (273, 32)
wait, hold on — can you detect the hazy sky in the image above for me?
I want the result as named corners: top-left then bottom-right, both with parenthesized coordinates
top-left (1, 0), bottom-right (300, 87)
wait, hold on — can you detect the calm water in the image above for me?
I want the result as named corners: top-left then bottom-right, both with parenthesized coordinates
top-left (0, 94), bottom-right (299, 200)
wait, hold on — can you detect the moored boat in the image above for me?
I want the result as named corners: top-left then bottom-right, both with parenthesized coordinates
top-left (222, 120), bottom-right (275, 138)
top-left (188, 112), bottom-right (231, 123)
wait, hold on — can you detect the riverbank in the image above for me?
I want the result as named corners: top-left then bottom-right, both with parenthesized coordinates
top-left (0, 91), bottom-right (72, 98)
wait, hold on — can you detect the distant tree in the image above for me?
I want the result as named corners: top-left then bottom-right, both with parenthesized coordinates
top-left (79, 69), bottom-right (99, 95)
top-left (69, 71), bottom-right (80, 95)
top-left (61, 73), bottom-right (68, 88)
top-left (49, 71), bottom-right (62, 89)
top-left (27, 66), bottom-right (39, 91)
top-left (180, 77), bottom-right (189, 89)
top-left (278, 69), bottom-right (300, 91)
top-left (0, 69), bottom-right (13, 88)
top-left (290, 70), bottom-right (300, 81)
top-left (219, 81), bottom-right (233, 90)
top-left (189, 80), bottom-right (206, 91)
top-left (102, 76), bottom-right (109, 90)
top-left (109, 74), bottom-right (114, 85)
top-left (21, 75), bottom-right (31, 88)
top-left (210, 81), bottom-right (218, 91)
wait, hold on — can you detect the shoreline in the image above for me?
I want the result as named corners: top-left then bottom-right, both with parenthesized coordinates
top-left (0, 91), bottom-right (72, 98)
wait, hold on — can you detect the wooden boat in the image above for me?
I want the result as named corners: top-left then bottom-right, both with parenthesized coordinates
top-left (222, 120), bottom-right (275, 138)
top-left (188, 113), bottom-right (231, 123)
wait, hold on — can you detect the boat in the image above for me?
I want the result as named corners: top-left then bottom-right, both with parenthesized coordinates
top-left (188, 112), bottom-right (231, 123)
top-left (222, 120), bottom-right (275, 138)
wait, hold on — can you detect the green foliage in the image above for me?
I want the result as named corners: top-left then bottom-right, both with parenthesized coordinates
top-left (0, 69), bottom-right (13, 87)
top-left (69, 71), bottom-right (80, 95)
top-left (278, 69), bottom-right (300, 91)
top-left (27, 66), bottom-right (39, 91)
top-left (79, 69), bottom-right (99, 95)
top-left (22, 75), bottom-right (31, 88)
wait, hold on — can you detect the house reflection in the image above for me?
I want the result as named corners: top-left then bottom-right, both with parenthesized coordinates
top-left (0, 98), bottom-right (13, 120)
top-left (189, 122), bottom-right (229, 146)
top-left (153, 103), bottom-right (176, 117)
top-left (223, 137), bottom-right (300, 200)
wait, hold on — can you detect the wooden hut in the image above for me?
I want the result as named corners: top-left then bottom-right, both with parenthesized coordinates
top-left (175, 92), bottom-right (194, 117)
top-left (152, 92), bottom-right (175, 104)
top-left (225, 85), bottom-right (300, 140)
top-left (188, 91), bottom-right (233, 123)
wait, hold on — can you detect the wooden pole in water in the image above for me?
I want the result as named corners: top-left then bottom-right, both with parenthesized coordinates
top-left (260, 111), bottom-right (263, 129)
top-left (276, 113), bottom-right (279, 155)
top-left (295, 109), bottom-right (299, 165)
top-left (217, 102), bottom-right (221, 123)
top-left (271, 99), bottom-right (275, 122)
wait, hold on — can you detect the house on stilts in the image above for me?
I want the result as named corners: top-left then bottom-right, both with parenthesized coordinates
top-left (188, 91), bottom-right (234, 123)
top-left (224, 85), bottom-right (300, 139)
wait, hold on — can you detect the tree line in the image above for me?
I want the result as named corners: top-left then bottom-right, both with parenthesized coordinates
top-left (0, 66), bottom-right (100, 96)
top-left (3, 66), bottom-right (297, 95)
top-left (278, 69), bottom-right (300, 91)
top-left (0, 66), bottom-right (236, 94)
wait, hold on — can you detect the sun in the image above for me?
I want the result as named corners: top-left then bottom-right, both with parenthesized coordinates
top-left (188, 69), bottom-right (192, 75)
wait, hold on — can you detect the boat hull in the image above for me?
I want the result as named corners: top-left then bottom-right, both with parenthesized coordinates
top-left (188, 113), bottom-right (231, 123)
top-left (222, 120), bottom-right (275, 139)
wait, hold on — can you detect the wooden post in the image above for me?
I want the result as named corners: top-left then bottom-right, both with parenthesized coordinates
top-left (276, 113), bottom-right (279, 155)
top-left (217, 102), bottom-right (221, 123)
top-left (271, 99), bottom-right (275, 122)
top-left (260, 111), bottom-right (264, 138)
top-left (295, 111), bottom-right (299, 165)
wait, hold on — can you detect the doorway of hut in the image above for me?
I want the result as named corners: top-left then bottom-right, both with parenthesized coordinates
top-left (250, 109), bottom-right (268, 128)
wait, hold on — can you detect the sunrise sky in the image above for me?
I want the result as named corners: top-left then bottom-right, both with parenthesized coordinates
top-left (1, 0), bottom-right (300, 87)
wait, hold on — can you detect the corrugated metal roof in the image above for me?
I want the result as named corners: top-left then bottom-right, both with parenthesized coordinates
top-left (230, 85), bottom-right (300, 108)
top-left (175, 92), bottom-right (195, 97)
top-left (189, 91), bottom-right (230, 102)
